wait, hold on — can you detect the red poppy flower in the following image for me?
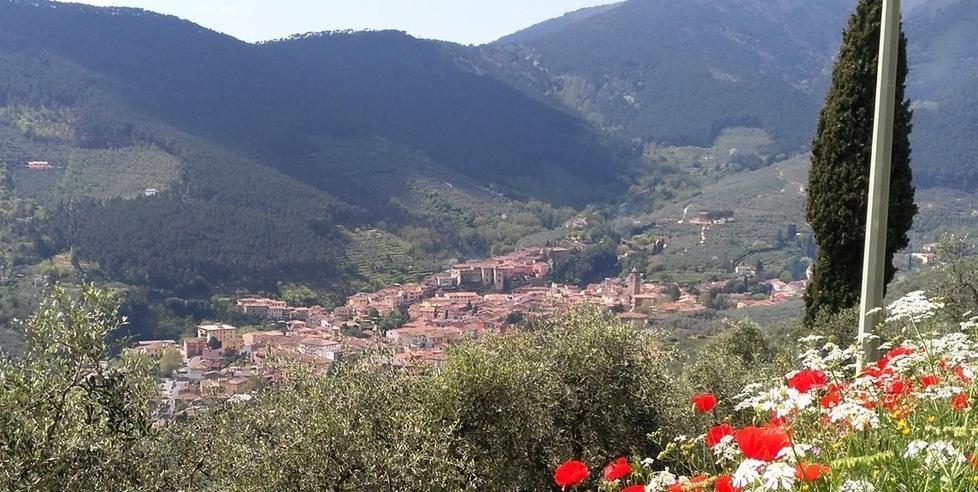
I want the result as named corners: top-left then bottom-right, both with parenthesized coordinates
top-left (668, 482), bottom-right (684, 492)
top-left (820, 389), bottom-right (841, 408)
top-left (602, 456), bottom-right (632, 481)
top-left (886, 377), bottom-right (913, 396)
top-left (787, 369), bottom-right (828, 393)
top-left (887, 346), bottom-right (914, 359)
top-left (861, 365), bottom-right (894, 380)
top-left (705, 423), bottom-right (735, 447)
top-left (920, 374), bottom-right (941, 388)
top-left (554, 460), bottom-right (589, 489)
top-left (621, 486), bottom-right (646, 492)
top-left (734, 426), bottom-right (790, 461)
top-left (714, 474), bottom-right (742, 492)
top-left (766, 415), bottom-right (795, 438)
top-left (795, 462), bottom-right (831, 481)
top-left (857, 392), bottom-right (879, 410)
top-left (691, 393), bottom-right (718, 413)
top-left (883, 377), bottom-right (914, 411)
top-left (876, 346), bottom-right (914, 369)
top-left (954, 365), bottom-right (973, 384)
top-left (952, 393), bottom-right (971, 411)
top-left (968, 454), bottom-right (978, 468)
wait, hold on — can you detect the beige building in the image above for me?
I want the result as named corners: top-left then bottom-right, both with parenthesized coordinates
top-left (197, 324), bottom-right (242, 351)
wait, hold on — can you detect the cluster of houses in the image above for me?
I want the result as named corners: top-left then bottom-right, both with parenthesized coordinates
top-left (133, 246), bottom-right (812, 421)
top-left (911, 242), bottom-right (941, 265)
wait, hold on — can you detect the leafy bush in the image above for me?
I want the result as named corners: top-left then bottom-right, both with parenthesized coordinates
top-left (0, 285), bottom-right (158, 491)
top-left (1, 287), bottom-right (681, 490)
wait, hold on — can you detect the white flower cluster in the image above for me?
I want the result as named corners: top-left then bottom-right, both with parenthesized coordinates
top-left (886, 290), bottom-right (945, 324)
top-left (828, 402), bottom-right (880, 431)
top-left (732, 459), bottom-right (765, 488)
top-left (927, 332), bottom-right (978, 366)
top-left (644, 469), bottom-right (677, 492)
top-left (960, 315), bottom-right (978, 333)
top-left (881, 345), bottom-right (926, 373)
top-left (732, 460), bottom-right (796, 491)
top-left (711, 434), bottom-right (740, 463)
top-left (735, 385), bottom-right (812, 418)
top-left (916, 384), bottom-right (964, 401)
top-left (838, 479), bottom-right (877, 492)
top-left (903, 440), bottom-right (967, 466)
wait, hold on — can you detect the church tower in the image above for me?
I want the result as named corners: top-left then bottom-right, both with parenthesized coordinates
top-left (627, 267), bottom-right (641, 296)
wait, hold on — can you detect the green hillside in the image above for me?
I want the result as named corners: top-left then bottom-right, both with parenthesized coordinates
top-left (0, 0), bottom-right (637, 300)
top-left (485, 0), bottom-right (853, 151)
top-left (485, 0), bottom-right (978, 191)
top-left (906, 0), bottom-right (978, 188)
top-left (624, 155), bottom-right (978, 283)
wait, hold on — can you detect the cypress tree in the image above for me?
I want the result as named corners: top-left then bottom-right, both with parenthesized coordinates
top-left (804, 0), bottom-right (917, 327)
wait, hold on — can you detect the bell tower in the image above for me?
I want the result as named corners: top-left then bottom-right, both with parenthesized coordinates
top-left (627, 267), bottom-right (641, 296)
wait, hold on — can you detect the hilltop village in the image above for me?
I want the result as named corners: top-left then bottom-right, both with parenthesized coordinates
top-left (133, 247), bottom-right (809, 420)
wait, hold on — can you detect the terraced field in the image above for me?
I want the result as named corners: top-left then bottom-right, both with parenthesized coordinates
top-left (344, 228), bottom-right (442, 289)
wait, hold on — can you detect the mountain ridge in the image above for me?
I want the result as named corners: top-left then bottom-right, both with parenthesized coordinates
top-left (0, 0), bottom-right (636, 297)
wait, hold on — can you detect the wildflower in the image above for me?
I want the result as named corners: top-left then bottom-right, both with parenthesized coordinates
top-left (953, 365), bottom-right (974, 384)
top-left (859, 365), bottom-right (893, 381)
top-left (787, 369), bottom-right (828, 393)
top-left (919, 374), bottom-right (940, 388)
top-left (692, 393), bottom-right (718, 413)
top-left (828, 402), bottom-right (879, 431)
top-left (554, 460), bottom-right (589, 489)
top-left (714, 474), bottom-right (741, 492)
top-left (760, 461), bottom-right (797, 490)
top-left (883, 377), bottom-right (914, 411)
top-left (732, 459), bottom-right (764, 488)
top-left (951, 392), bottom-right (970, 411)
top-left (711, 435), bottom-right (741, 463)
top-left (647, 469), bottom-right (678, 492)
top-left (737, 386), bottom-right (812, 418)
top-left (705, 423), bottom-right (735, 448)
top-left (886, 290), bottom-right (944, 323)
top-left (885, 345), bottom-right (914, 361)
top-left (603, 456), bottom-right (631, 481)
top-left (820, 389), bottom-right (841, 409)
top-left (905, 440), bottom-right (928, 458)
top-left (734, 426), bottom-right (790, 462)
top-left (795, 462), bottom-right (830, 481)
top-left (621, 485), bottom-right (645, 492)
top-left (904, 440), bottom-right (967, 466)
top-left (893, 419), bottom-right (911, 436)
top-left (968, 454), bottom-right (978, 467)
top-left (838, 480), bottom-right (876, 492)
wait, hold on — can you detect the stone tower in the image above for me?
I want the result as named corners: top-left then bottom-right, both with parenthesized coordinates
top-left (627, 267), bottom-right (641, 296)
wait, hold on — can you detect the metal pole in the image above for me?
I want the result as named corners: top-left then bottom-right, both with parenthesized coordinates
top-left (857, 0), bottom-right (902, 370)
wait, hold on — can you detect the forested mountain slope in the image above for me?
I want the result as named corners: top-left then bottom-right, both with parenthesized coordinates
top-left (484, 0), bottom-right (854, 151)
top-left (0, 0), bottom-right (634, 293)
top-left (483, 0), bottom-right (978, 190)
top-left (905, 0), bottom-right (978, 188)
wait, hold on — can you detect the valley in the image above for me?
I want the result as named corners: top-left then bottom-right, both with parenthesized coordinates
top-left (0, 0), bottom-right (976, 349)
top-left (3, 1), bottom-right (978, 490)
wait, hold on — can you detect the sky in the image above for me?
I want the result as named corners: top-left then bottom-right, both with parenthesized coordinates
top-left (61, 0), bottom-right (618, 45)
